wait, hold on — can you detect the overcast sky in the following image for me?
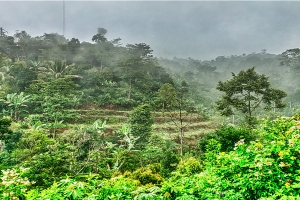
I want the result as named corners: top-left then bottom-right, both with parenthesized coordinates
top-left (1, 1), bottom-right (300, 60)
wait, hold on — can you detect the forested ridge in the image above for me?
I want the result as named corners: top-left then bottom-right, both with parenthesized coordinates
top-left (1, 28), bottom-right (300, 199)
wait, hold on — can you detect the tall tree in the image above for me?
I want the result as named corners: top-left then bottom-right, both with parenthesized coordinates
top-left (92, 28), bottom-right (108, 43)
top-left (280, 48), bottom-right (300, 69)
top-left (280, 48), bottom-right (300, 100)
top-left (129, 104), bottom-right (154, 148)
top-left (116, 57), bottom-right (144, 100)
top-left (126, 43), bottom-right (153, 60)
top-left (13, 30), bottom-right (32, 60)
top-left (67, 38), bottom-right (80, 54)
top-left (216, 67), bottom-right (286, 126)
top-left (0, 27), bottom-right (8, 37)
top-left (159, 82), bottom-right (196, 161)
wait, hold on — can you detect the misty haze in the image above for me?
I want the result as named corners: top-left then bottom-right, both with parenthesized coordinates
top-left (1, 1), bottom-right (300, 199)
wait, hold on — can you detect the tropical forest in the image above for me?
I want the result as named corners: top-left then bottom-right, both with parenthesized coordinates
top-left (1, 28), bottom-right (300, 199)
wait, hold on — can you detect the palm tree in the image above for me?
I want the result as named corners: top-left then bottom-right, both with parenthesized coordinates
top-left (38, 59), bottom-right (81, 79)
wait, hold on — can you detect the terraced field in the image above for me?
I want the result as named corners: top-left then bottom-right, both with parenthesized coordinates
top-left (76, 109), bottom-right (222, 147)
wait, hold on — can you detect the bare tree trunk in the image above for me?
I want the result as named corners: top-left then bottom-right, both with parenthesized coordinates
top-left (100, 62), bottom-right (103, 74)
top-left (128, 77), bottom-right (132, 100)
top-left (0, 140), bottom-right (4, 153)
top-left (179, 100), bottom-right (183, 161)
top-left (180, 127), bottom-right (183, 161)
top-left (14, 108), bottom-right (18, 121)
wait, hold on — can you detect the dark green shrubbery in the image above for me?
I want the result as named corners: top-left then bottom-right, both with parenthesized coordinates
top-left (129, 104), bottom-right (154, 148)
top-left (199, 125), bottom-right (256, 152)
top-left (0, 117), bottom-right (13, 144)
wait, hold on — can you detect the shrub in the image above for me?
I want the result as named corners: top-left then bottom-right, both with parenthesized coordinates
top-left (12, 130), bottom-right (72, 187)
top-left (176, 157), bottom-right (203, 175)
top-left (129, 104), bottom-right (154, 148)
top-left (26, 178), bottom-right (95, 200)
top-left (160, 148), bottom-right (180, 176)
top-left (112, 149), bottom-right (141, 173)
top-left (0, 167), bottom-right (35, 200)
top-left (0, 118), bottom-right (22, 158)
top-left (199, 125), bottom-right (255, 152)
top-left (130, 164), bottom-right (163, 185)
top-left (97, 176), bottom-right (139, 199)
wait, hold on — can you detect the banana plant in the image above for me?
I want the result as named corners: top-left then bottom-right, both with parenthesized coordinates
top-left (91, 119), bottom-right (106, 135)
top-left (1, 92), bottom-right (31, 120)
top-left (119, 125), bottom-right (139, 151)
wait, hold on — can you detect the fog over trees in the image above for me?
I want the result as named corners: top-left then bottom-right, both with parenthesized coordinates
top-left (1, 24), bottom-right (300, 199)
top-left (0, 27), bottom-right (297, 112)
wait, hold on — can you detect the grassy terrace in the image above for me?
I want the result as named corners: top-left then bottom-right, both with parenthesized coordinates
top-left (75, 109), bottom-right (221, 147)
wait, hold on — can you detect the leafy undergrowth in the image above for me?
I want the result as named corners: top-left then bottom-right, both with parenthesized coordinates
top-left (2, 116), bottom-right (300, 199)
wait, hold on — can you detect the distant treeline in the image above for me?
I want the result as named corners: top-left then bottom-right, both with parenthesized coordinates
top-left (0, 27), bottom-right (299, 112)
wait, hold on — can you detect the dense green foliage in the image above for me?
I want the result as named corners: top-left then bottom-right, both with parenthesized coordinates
top-left (216, 67), bottom-right (287, 126)
top-left (198, 125), bottom-right (255, 152)
top-left (2, 27), bottom-right (300, 199)
top-left (129, 104), bottom-right (154, 147)
top-left (0, 29), bottom-right (173, 111)
top-left (2, 116), bottom-right (300, 199)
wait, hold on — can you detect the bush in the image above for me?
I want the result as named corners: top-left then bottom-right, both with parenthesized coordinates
top-left (160, 153), bottom-right (180, 176)
top-left (12, 130), bottom-right (72, 187)
top-left (0, 167), bottom-right (35, 200)
top-left (26, 178), bottom-right (95, 200)
top-left (112, 149), bottom-right (141, 173)
top-left (129, 104), bottom-right (154, 147)
top-left (199, 125), bottom-right (256, 152)
top-left (130, 164), bottom-right (164, 185)
top-left (0, 152), bottom-right (15, 171)
top-left (97, 176), bottom-right (139, 199)
top-left (176, 157), bottom-right (202, 175)
top-left (0, 117), bottom-right (13, 144)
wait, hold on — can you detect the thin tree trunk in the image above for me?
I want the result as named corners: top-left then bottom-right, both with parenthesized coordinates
top-left (128, 77), bottom-right (132, 100)
top-left (180, 127), bottom-right (183, 161)
top-left (100, 62), bottom-right (103, 74)
top-left (248, 93), bottom-right (251, 118)
top-left (179, 100), bottom-right (183, 161)
top-left (14, 107), bottom-right (18, 121)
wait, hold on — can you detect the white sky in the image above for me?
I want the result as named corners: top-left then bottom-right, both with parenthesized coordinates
top-left (1, 1), bottom-right (300, 60)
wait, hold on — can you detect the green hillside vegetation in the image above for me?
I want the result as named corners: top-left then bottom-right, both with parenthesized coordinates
top-left (0, 28), bottom-right (300, 199)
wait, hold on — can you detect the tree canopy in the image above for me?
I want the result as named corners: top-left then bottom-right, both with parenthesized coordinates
top-left (216, 67), bottom-right (287, 125)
